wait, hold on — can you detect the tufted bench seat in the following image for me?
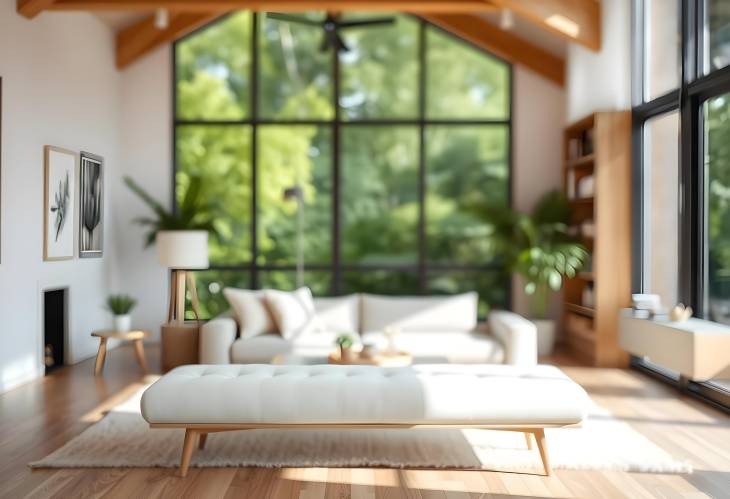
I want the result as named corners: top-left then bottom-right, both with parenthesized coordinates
top-left (141, 364), bottom-right (589, 476)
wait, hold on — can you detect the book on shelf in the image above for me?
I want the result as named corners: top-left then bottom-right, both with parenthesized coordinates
top-left (567, 138), bottom-right (582, 160)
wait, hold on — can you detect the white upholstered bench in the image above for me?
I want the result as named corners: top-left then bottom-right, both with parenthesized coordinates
top-left (141, 364), bottom-right (589, 476)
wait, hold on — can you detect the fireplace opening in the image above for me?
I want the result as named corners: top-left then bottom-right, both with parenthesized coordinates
top-left (44, 288), bottom-right (67, 374)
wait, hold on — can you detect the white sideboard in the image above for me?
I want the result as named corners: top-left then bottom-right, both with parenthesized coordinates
top-left (618, 309), bottom-right (730, 380)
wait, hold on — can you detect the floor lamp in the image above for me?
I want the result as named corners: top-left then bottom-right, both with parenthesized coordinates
top-left (283, 186), bottom-right (304, 288)
top-left (157, 230), bottom-right (209, 324)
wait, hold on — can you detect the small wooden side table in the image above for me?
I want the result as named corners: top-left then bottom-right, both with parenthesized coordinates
top-left (91, 329), bottom-right (151, 376)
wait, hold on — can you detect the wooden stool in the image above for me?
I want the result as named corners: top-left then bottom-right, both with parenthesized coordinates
top-left (91, 329), bottom-right (151, 376)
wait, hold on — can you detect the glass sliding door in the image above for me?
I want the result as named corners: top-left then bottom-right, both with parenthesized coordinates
top-left (633, 0), bottom-right (730, 409)
top-left (642, 111), bottom-right (680, 308)
top-left (703, 93), bottom-right (730, 394)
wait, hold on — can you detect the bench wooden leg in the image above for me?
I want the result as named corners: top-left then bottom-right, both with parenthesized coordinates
top-left (532, 429), bottom-right (552, 476)
top-left (524, 432), bottom-right (533, 450)
top-left (198, 432), bottom-right (208, 450)
top-left (180, 429), bottom-right (198, 477)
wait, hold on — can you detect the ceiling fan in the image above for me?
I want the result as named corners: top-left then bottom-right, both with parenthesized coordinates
top-left (266, 12), bottom-right (396, 53)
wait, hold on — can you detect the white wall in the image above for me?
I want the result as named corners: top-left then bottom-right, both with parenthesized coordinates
top-left (113, 47), bottom-right (172, 341)
top-left (511, 65), bottom-right (566, 319)
top-left (0, 1), bottom-right (121, 392)
top-left (566, 0), bottom-right (632, 123)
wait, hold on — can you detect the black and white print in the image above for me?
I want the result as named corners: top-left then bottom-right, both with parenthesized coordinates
top-left (44, 146), bottom-right (76, 261)
top-left (79, 152), bottom-right (103, 258)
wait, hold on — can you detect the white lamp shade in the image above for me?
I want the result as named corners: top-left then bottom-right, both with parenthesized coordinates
top-left (156, 230), bottom-right (209, 269)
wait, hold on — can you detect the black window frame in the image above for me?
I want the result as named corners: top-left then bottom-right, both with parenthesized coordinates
top-left (171, 12), bottom-right (514, 312)
top-left (632, 0), bottom-right (730, 410)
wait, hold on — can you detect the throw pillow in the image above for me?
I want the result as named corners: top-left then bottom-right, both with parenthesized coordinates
top-left (264, 287), bottom-right (316, 340)
top-left (222, 288), bottom-right (277, 339)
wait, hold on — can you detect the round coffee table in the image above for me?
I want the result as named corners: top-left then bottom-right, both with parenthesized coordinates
top-left (271, 350), bottom-right (413, 367)
top-left (328, 350), bottom-right (412, 367)
top-left (91, 329), bottom-right (151, 376)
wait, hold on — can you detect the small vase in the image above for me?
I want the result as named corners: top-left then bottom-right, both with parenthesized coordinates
top-left (114, 314), bottom-right (131, 332)
top-left (340, 346), bottom-right (353, 362)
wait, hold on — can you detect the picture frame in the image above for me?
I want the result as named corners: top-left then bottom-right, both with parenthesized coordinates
top-left (79, 151), bottom-right (103, 258)
top-left (44, 146), bottom-right (76, 261)
top-left (0, 77), bottom-right (3, 264)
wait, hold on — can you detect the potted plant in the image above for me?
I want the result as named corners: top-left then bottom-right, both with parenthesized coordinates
top-left (335, 334), bottom-right (355, 361)
top-left (124, 175), bottom-right (220, 249)
top-left (106, 294), bottom-right (137, 332)
top-left (484, 191), bottom-right (588, 355)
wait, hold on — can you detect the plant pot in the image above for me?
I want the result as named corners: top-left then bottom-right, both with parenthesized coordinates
top-left (340, 346), bottom-right (354, 362)
top-left (114, 314), bottom-right (132, 333)
top-left (532, 319), bottom-right (556, 356)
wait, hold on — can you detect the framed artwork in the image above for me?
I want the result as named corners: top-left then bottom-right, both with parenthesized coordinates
top-left (79, 151), bottom-right (103, 258)
top-left (0, 77), bottom-right (3, 264)
top-left (44, 146), bottom-right (76, 261)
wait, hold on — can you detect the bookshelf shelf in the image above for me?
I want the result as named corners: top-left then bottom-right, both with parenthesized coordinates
top-left (566, 154), bottom-right (596, 168)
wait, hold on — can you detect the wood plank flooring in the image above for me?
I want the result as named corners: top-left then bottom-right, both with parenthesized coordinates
top-left (0, 345), bottom-right (728, 499)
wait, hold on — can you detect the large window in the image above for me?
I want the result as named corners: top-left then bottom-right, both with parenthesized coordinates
top-left (633, 0), bottom-right (730, 406)
top-left (174, 12), bottom-right (512, 319)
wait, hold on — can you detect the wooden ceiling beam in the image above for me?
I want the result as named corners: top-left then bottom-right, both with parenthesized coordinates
top-left (48, 0), bottom-right (497, 13)
top-left (116, 12), bottom-right (222, 69)
top-left (17, 0), bottom-right (58, 18)
top-left (421, 13), bottom-right (564, 86)
top-left (489, 0), bottom-right (601, 51)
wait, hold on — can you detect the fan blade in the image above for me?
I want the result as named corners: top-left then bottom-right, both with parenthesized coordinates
top-left (337, 17), bottom-right (396, 29)
top-left (335, 32), bottom-right (350, 52)
top-left (319, 32), bottom-right (333, 52)
top-left (266, 12), bottom-right (322, 27)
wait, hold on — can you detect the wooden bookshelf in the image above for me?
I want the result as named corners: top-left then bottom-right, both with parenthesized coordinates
top-left (562, 111), bottom-right (632, 367)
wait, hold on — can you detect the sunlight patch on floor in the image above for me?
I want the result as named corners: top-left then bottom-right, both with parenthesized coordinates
top-left (79, 375), bottom-right (159, 423)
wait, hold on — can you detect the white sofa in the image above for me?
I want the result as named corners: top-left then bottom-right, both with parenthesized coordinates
top-left (200, 292), bottom-right (538, 366)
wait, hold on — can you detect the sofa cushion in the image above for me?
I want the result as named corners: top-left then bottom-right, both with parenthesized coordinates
top-left (264, 287), bottom-right (316, 340)
top-left (361, 330), bottom-right (504, 364)
top-left (360, 293), bottom-right (478, 333)
top-left (230, 334), bottom-right (292, 363)
top-left (312, 295), bottom-right (360, 334)
top-left (223, 288), bottom-right (277, 339)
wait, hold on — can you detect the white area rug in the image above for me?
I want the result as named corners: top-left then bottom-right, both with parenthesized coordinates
top-left (30, 387), bottom-right (692, 474)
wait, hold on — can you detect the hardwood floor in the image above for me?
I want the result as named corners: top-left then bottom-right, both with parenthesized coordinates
top-left (1, 345), bottom-right (728, 499)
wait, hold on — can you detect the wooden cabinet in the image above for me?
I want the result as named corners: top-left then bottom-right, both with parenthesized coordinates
top-left (562, 111), bottom-right (632, 367)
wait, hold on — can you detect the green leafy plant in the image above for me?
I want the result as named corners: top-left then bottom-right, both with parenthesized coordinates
top-left (124, 175), bottom-right (220, 247)
top-left (335, 334), bottom-right (354, 350)
top-left (484, 190), bottom-right (588, 319)
top-left (105, 294), bottom-right (137, 315)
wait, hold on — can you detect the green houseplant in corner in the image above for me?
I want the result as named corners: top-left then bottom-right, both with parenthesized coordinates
top-left (484, 190), bottom-right (588, 355)
top-left (124, 175), bottom-right (220, 248)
